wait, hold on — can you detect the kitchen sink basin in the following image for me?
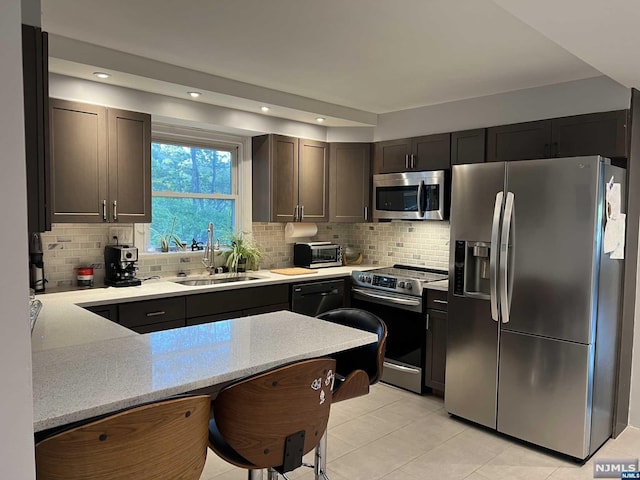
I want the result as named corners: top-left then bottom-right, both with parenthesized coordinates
top-left (173, 276), bottom-right (262, 286)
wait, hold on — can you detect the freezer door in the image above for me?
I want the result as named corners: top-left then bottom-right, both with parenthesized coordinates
top-left (447, 162), bottom-right (505, 428)
top-left (497, 330), bottom-right (592, 459)
top-left (445, 296), bottom-right (500, 428)
top-left (504, 156), bottom-right (601, 344)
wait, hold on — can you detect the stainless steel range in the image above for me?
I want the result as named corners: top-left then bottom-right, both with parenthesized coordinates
top-left (351, 265), bottom-right (447, 393)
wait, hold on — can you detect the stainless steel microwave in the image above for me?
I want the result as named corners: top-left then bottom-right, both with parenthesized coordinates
top-left (293, 242), bottom-right (343, 268)
top-left (373, 170), bottom-right (448, 221)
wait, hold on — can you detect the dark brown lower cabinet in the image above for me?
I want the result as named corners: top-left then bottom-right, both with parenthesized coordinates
top-left (84, 284), bottom-right (291, 333)
top-left (425, 290), bottom-right (448, 392)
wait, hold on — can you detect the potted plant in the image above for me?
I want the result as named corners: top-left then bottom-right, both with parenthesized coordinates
top-left (225, 232), bottom-right (262, 272)
top-left (158, 217), bottom-right (185, 252)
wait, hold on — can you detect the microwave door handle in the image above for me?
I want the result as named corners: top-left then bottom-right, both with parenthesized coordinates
top-left (417, 180), bottom-right (424, 217)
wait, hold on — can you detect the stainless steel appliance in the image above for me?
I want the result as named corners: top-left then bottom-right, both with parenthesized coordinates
top-left (446, 156), bottom-right (625, 460)
top-left (104, 245), bottom-right (141, 287)
top-left (351, 265), bottom-right (447, 393)
top-left (294, 242), bottom-right (343, 268)
top-left (373, 170), bottom-right (448, 221)
top-left (291, 280), bottom-right (345, 317)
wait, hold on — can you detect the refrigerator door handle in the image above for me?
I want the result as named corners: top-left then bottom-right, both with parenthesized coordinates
top-left (500, 192), bottom-right (515, 323)
top-left (490, 191), bottom-right (503, 322)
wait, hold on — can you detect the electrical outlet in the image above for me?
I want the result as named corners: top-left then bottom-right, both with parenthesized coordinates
top-left (109, 227), bottom-right (133, 245)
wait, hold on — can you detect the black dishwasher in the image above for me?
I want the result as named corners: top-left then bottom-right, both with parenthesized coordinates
top-left (291, 279), bottom-right (345, 317)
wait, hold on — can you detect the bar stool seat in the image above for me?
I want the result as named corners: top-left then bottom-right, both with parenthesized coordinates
top-left (35, 395), bottom-right (211, 480)
top-left (208, 357), bottom-right (336, 479)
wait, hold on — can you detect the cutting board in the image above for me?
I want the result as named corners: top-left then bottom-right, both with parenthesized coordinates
top-left (270, 267), bottom-right (318, 275)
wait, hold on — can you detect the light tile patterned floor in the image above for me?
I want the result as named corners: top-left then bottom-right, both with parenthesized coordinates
top-left (200, 383), bottom-right (640, 480)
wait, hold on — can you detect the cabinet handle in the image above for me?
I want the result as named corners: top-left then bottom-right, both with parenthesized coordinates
top-left (426, 312), bottom-right (430, 331)
top-left (411, 154), bottom-right (416, 169)
top-left (405, 154), bottom-right (409, 169)
top-left (300, 205), bottom-right (304, 221)
top-left (102, 200), bottom-right (107, 221)
top-left (544, 143), bottom-right (550, 157)
top-left (113, 200), bottom-right (117, 221)
top-left (433, 299), bottom-right (448, 305)
top-left (552, 142), bottom-right (559, 157)
top-left (294, 205), bottom-right (299, 221)
top-left (364, 206), bottom-right (368, 220)
top-left (146, 311), bottom-right (166, 317)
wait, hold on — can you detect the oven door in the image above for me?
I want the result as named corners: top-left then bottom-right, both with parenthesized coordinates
top-left (352, 287), bottom-right (425, 393)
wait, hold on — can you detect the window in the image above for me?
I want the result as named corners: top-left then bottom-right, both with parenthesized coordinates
top-left (146, 140), bottom-right (239, 252)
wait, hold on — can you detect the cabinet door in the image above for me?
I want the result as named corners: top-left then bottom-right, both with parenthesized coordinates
top-left (329, 143), bottom-right (371, 222)
top-left (107, 108), bottom-right (151, 223)
top-left (49, 99), bottom-right (108, 223)
top-left (272, 135), bottom-right (299, 222)
top-left (298, 139), bottom-right (329, 222)
top-left (411, 133), bottom-right (451, 170)
top-left (425, 308), bottom-right (447, 391)
top-left (451, 129), bottom-right (486, 165)
top-left (486, 120), bottom-right (551, 162)
top-left (551, 110), bottom-right (628, 159)
top-left (373, 138), bottom-right (412, 173)
top-left (23, 25), bottom-right (51, 232)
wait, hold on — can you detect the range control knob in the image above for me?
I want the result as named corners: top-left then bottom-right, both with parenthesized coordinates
top-left (365, 276), bottom-right (372, 283)
top-left (358, 275), bottom-right (365, 282)
top-left (397, 281), bottom-right (405, 288)
top-left (405, 283), bottom-right (413, 290)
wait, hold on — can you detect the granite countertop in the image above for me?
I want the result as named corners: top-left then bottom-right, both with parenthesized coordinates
top-left (31, 265), bottom-right (378, 352)
top-left (33, 310), bottom-right (377, 432)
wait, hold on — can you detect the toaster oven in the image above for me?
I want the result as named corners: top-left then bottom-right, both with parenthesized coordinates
top-left (293, 242), bottom-right (343, 268)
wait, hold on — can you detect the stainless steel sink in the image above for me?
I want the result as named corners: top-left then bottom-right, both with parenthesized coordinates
top-left (173, 276), bottom-right (262, 286)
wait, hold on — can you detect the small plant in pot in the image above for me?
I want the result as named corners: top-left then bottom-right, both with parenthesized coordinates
top-left (225, 232), bottom-right (262, 273)
top-left (157, 217), bottom-right (185, 253)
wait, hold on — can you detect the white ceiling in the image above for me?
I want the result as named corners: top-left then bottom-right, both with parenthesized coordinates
top-left (41, 0), bottom-right (619, 125)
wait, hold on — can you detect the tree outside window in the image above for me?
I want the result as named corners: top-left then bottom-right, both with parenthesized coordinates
top-left (148, 141), bottom-right (237, 251)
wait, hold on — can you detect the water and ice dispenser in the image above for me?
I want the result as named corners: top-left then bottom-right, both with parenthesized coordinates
top-left (453, 240), bottom-right (491, 298)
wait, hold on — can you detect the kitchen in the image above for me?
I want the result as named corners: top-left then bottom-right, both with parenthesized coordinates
top-left (6, 0), bottom-right (640, 479)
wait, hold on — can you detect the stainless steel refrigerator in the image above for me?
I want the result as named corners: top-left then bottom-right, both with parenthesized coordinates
top-left (446, 155), bottom-right (625, 460)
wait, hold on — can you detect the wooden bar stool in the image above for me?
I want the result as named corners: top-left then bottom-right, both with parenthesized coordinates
top-left (35, 395), bottom-right (211, 480)
top-left (208, 358), bottom-right (336, 480)
top-left (314, 308), bottom-right (388, 480)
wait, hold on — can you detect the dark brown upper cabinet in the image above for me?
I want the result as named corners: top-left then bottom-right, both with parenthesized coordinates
top-left (22, 24), bottom-right (51, 233)
top-left (487, 110), bottom-right (628, 162)
top-left (252, 134), bottom-right (329, 223)
top-left (374, 133), bottom-right (450, 173)
top-left (451, 129), bottom-right (486, 165)
top-left (329, 143), bottom-right (371, 223)
top-left (49, 98), bottom-right (151, 223)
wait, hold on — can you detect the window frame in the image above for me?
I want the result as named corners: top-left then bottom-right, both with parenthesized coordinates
top-left (135, 123), bottom-right (251, 253)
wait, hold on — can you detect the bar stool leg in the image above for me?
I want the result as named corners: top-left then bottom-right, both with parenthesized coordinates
top-left (248, 469), bottom-right (264, 480)
top-left (267, 467), bottom-right (279, 480)
top-left (314, 431), bottom-right (329, 480)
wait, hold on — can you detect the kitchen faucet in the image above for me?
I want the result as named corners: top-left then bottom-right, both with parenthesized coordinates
top-left (202, 222), bottom-right (216, 273)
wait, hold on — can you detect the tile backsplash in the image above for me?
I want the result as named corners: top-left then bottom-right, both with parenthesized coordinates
top-left (41, 221), bottom-right (450, 288)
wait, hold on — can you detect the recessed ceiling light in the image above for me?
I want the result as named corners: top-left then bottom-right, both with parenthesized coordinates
top-left (93, 72), bottom-right (111, 79)
top-left (188, 91), bottom-right (201, 98)
top-left (316, 117), bottom-right (326, 123)
top-left (261, 106), bottom-right (270, 112)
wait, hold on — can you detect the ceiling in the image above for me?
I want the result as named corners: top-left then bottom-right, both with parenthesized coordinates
top-left (41, 0), bottom-right (632, 126)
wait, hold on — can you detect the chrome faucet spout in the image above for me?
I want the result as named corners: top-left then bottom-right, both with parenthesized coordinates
top-left (202, 222), bottom-right (216, 273)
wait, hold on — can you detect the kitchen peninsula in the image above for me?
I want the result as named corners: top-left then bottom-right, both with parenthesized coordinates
top-left (32, 269), bottom-right (377, 432)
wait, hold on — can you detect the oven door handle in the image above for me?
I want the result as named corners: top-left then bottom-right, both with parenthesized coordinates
top-left (352, 287), bottom-right (422, 307)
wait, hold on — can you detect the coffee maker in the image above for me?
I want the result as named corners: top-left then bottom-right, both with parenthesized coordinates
top-left (104, 245), bottom-right (141, 287)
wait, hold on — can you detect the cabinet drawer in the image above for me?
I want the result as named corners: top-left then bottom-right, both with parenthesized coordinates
top-left (186, 284), bottom-right (289, 319)
top-left (426, 290), bottom-right (448, 311)
top-left (118, 297), bottom-right (186, 328)
top-left (130, 319), bottom-right (185, 334)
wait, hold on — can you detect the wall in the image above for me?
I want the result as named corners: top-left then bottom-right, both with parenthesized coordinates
top-left (0, 0), bottom-right (36, 477)
top-left (374, 76), bottom-right (630, 141)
